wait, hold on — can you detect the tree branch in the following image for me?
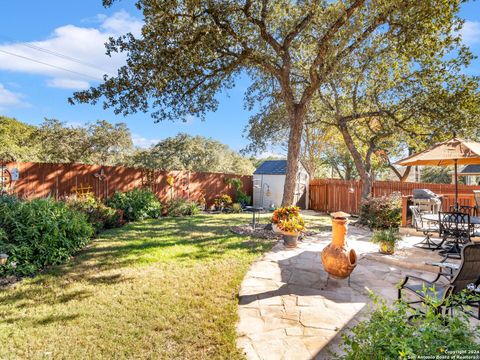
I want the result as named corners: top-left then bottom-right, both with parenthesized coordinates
top-left (300, 0), bottom-right (366, 106)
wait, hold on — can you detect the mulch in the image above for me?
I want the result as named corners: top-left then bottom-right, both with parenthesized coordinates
top-left (230, 224), bottom-right (319, 240)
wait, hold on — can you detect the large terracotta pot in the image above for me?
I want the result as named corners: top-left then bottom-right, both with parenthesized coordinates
top-left (321, 212), bottom-right (357, 279)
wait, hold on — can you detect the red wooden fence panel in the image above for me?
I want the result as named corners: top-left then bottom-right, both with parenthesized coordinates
top-left (309, 178), bottom-right (480, 215)
top-left (2, 162), bottom-right (252, 206)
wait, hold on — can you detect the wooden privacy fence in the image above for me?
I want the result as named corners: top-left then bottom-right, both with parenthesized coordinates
top-left (309, 178), bottom-right (480, 217)
top-left (2, 162), bottom-right (252, 205)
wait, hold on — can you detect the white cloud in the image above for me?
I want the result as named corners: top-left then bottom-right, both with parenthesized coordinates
top-left (132, 134), bottom-right (160, 148)
top-left (100, 11), bottom-right (142, 35)
top-left (460, 20), bottom-right (480, 46)
top-left (0, 10), bottom-right (143, 90)
top-left (257, 150), bottom-right (286, 159)
top-left (0, 83), bottom-right (27, 110)
top-left (46, 78), bottom-right (90, 90)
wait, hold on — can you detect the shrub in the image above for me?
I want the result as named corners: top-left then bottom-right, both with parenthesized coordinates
top-left (0, 198), bottom-right (94, 276)
top-left (214, 194), bottom-right (233, 208)
top-left (340, 291), bottom-right (480, 359)
top-left (0, 194), bottom-right (20, 207)
top-left (226, 178), bottom-right (251, 206)
top-left (237, 193), bottom-right (251, 207)
top-left (107, 188), bottom-right (162, 221)
top-left (358, 194), bottom-right (401, 230)
top-left (165, 198), bottom-right (200, 216)
top-left (65, 195), bottom-right (125, 231)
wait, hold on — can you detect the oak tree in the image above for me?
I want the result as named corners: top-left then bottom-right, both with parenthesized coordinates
top-left (71, 0), bottom-right (469, 204)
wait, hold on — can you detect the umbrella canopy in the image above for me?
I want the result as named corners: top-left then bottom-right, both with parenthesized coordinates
top-left (396, 138), bottom-right (480, 209)
top-left (396, 138), bottom-right (480, 167)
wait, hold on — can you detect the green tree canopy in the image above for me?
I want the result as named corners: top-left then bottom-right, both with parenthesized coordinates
top-left (71, 0), bottom-right (470, 204)
top-left (0, 116), bottom-right (39, 162)
top-left (244, 6), bottom-right (480, 196)
top-left (129, 133), bottom-right (255, 174)
top-left (34, 119), bottom-right (134, 165)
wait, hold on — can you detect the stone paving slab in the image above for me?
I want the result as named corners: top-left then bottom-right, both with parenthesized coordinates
top-left (236, 226), bottom-right (438, 360)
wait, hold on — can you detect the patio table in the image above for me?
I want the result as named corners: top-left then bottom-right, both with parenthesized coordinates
top-left (421, 213), bottom-right (480, 257)
top-left (422, 213), bottom-right (480, 225)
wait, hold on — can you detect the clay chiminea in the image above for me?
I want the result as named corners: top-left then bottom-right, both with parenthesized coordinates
top-left (321, 211), bottom-right (357, 279)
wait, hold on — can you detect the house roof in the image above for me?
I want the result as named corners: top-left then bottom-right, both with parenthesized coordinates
top-left (254, 160), bottom-right (288, 175)
top-left (460, 164), bottom-right (480, 175)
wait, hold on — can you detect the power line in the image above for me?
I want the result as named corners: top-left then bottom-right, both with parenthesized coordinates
top-left (0, 48), bottom-right (104, 81)
top-left (0, 34), bottom-right (113, 76)
top-left (20, 43), bottom-right (111, 74)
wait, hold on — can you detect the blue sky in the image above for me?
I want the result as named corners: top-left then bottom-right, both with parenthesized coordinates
top-left (0, 1), bottom-right (479, 153)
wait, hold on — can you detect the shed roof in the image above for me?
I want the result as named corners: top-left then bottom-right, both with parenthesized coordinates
top-left (254, 160), bottom-right (288, 175)
top-left (459, 164), bottom-right (480, 175)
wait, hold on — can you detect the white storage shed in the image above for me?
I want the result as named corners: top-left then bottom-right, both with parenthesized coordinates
top-left (252, 160), bottom-right (309, 209)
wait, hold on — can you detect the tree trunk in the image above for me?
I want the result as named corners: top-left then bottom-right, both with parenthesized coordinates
top-left (389, 164), bottom-right (412, 182)
top-left (345, 164), bottom-right (352, 180)
top-left (282, 106), bottom-right (305, 206)
top-left (337, 122), bottom-right (372, 199)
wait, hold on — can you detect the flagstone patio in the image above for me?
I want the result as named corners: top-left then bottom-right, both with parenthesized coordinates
top-left (236, 225), bottom-right (447, 360)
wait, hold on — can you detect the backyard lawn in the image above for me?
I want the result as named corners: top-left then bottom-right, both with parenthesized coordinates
top-left (0, 212), bottom-right (328, 359)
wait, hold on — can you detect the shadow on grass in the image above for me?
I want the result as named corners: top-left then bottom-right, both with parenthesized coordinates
top-left (0, 214), bottom-right (275, 313)
top-left (0, 288), bottom-right (92, 308)
top-left (34, 314), bottom-right (79, 326)
top-left (65, 215), bottom-right (275, 271)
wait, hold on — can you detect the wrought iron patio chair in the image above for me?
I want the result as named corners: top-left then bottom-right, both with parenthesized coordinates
top-left (449, 204), bottom-right (477, 217)
top-left (410, 205), bottom-right (440, 250)
top-left (425, 257), bottom-right (460, 280)
top-left (399, 243), bottom-right (480, 318)
top-left (438, 212), bottom-right (473, 259)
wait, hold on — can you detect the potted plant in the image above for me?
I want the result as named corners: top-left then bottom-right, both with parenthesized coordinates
top-left (277, 214), bottom-right (305, 248)
top-left (271, 206), bottom-right (301, 233)
top-left (371, 228), bottom-right (402, 254)
top-left (213, 194), bottom-right (232, 211)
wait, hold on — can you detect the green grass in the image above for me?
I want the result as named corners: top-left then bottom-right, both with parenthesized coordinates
top-left (0, 213), bottom-right (329, 360)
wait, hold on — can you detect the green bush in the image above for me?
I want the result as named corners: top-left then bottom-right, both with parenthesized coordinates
top-left (107, 188), bottom-right (162, 221)
top-left (65, 195), bottom-right (125, 231)
top-left (226, 178), bottom-right (251, 206)
top-left (0, 197), bottom-right (94, 276)
top-left (340, 292), bottom-right (480, 360)
top-left (0, 194), bottom-right (20, 207)
top-left (358, 194), bottom-right (401, 230)
top-left (214, 194), bottom-right (233, 208)
top-left (165, 198), bottom-right (200, 217)
top-left (237, 192), bottom-right (251, 207)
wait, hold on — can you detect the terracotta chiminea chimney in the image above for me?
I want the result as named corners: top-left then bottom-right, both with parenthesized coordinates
top-left (321, 211), bottom-right (357, 280)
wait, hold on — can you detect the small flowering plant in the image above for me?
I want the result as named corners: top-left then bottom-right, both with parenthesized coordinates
top-left (467, 283), bottom-right (480, 293)
top-left (271, 206), bottom-right (301, 224)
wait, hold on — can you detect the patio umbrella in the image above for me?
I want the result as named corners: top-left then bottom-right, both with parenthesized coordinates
top-left (396, 138), bottom-right (480, 209)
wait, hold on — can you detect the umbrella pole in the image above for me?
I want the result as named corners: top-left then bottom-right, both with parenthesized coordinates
top-left (454, 159), bottom-right (458, 210)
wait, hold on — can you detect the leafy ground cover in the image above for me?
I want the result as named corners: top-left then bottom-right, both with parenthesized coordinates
top-left (0, 212), bottom-right (329, 359)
